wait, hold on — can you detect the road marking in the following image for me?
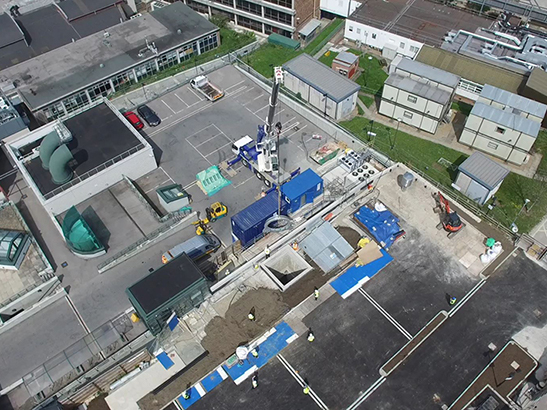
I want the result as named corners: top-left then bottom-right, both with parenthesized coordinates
top-left (246, 106), bottom-right (265, 123)
top-left (205, 141), bottom-right (232, 157)
top-left (183, 124), bottom-right (215, 141)
top-left (448, 277), bottom-right (488, 318)
top-left (226, 86), bottom-right (247, 97)
top-left (233, 175), bottom-right (255, 188)
top-left (346, 376), bottom-right (386, 410)
top-left (284, 125), bottom-right (307, 140)
top-left (186, 137), bottom-right (212, 166)
top-left (159, 166), bottom-right (175, 184)
top-left (189, 87), bottom-right (204, 101)
top-left (148, 103), bottom-right (212, 137)
top-left (194, 133), bottom-right (224, 148)
top-left (254, 104), bottom-right (269, 114)
top-left (225, 79), bottom-right (245, 91)
top-left (175, 93), bottom-right (189, 107)
top-left (144, 178), bottom-right (171, 194)
top-left (162, 100), bottom-right (176, 114)
top-left (184, 180), bottom-right (197, 190)
top-left (243, 93), bottom-right (264, 106)
top-left (358, 289), bottom-right (412, 340)
top-left (280, 121), bottom-right (300, 136)
top-left (277, 354), bottom-right (329, 410)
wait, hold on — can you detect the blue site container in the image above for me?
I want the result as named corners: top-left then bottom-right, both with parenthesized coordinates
top-left (281, 168), bottom-right (323, 213)
top-left (231, 191), bottom-right (287, 247)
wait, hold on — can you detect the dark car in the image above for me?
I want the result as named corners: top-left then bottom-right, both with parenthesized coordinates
top-left (137, 105), bottom-right (161, 126)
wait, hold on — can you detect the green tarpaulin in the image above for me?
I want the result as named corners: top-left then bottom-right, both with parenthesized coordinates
top-left (196, 166), bottom-right (231, 196)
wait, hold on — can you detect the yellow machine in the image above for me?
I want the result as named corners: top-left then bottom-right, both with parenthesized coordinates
top-left (192, 202), bottom-right (228, 235)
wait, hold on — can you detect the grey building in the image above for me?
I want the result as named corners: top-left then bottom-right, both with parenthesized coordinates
top-left (0, 90), bottom-right (27, 140)
top-left (0, 2), bottom-right (219, 122)
top-left (454, 152), bottom-right (509, 205)
top-left (380, 58), bottom-right (460, 134)
top-left (459, 85), bottom-right (547, 165)
top-left (283, 53), bottom-right (360, 120)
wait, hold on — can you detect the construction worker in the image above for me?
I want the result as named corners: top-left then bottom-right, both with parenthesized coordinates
top-left (251, 348), bottom-right (259, 358)
top-left (182, 390), bottom-right (190, 400)
top-left (265, 245), bottom-right (271, 259)
top-left (449, 296), bottom-right (457, 306)
top-left (313, 287), bottom-right (319, 301)
top-left (248, 308), bottom-right (256, 321)
top-left (252, 375), bottom-right (258, 389)
top-left (303, 385), bottom-right (310, 395)
top-left (307, 329), bottom-right (315, 342)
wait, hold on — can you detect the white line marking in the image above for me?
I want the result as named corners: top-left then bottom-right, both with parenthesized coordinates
top-left (359, 289), bottom-right (412, 340)
top-left (280, 121), bottom-right (300, 136)
top-left (175, 94), bottom-right (189, 107)
top-left (162, 100), bottom-right (176, 114)
top-left (346, 376), bottom-right (386, 410)
top-left (225, 79), bottom-right (245, 91)
top-left (246, 106), bottom-right (265, 123)
top-left (217, 366), bottom-right (228, 380)
top-left (188, 87), bottom-right (204, 101)
top-left (448, 277), bottom-right (488, 317)
top-left (226, 86), bottom-right (247, 97)
top-left (184, 180), bottom-right (197, 190)
top-left (144, 178), bottom-right (171, 194)
top-left (284, 125), bottom-right (307, 140)
top-left (233, 175), bottom-right (255, 188)
top-left (186, 138), bottom-right (212, 166)
top-left (205, 141), bottom-right (232, 157)
top-left (159, 166), bottom-right (175, 183)
top-left (243, 93), bottom-right (264, 106)
top-left (148, 103), bottom-right (211, 137)
top-left (185, 124), bottom-right (215, 140)
top-left (194, 133), bottom-right (224, 148)
top-left (254, 104), bottom-right (269, 114)
top-left (195, 383), bottom-right (206, 397)
top-left (277, 355), bottom-right (329, 410)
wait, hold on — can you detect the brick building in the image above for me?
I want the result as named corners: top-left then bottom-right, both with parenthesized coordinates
top-left (332, 51), bottom-right (359, 78)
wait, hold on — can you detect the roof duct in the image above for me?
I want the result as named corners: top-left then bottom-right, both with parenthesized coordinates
top-left (49, 144), bottom-right (74, 185)
top-left (39, 131), bottom-right (61, 170)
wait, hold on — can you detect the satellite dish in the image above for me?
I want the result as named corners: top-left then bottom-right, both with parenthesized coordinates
top-left (511, 223), bottom-right (519, 233)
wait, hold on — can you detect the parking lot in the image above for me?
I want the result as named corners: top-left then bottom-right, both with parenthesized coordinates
top-left (138, 65), bottom-right (330, 244)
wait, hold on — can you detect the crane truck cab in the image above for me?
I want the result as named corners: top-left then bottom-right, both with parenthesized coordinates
top-left (231, 135), bottom-right (254, 156)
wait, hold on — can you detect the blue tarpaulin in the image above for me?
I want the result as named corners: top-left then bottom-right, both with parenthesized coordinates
top-left (353, 206), bottom-right (404, 249)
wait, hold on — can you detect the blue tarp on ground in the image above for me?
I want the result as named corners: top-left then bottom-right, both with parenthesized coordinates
top-left (156, 352), bottom-right (174, 370)
top-left (353, 206), bottom-right (402, 249)
top-left (223, 322), bottom-right (295, 382)
top-left (177, 386), bottom-right (201, 409)
top-left (330, 249), bottom-right (393, 298)
top-left (201, 370), bottom-right (224, 392)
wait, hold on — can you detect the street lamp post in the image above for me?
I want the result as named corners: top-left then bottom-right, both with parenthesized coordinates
top-left (510, 198), bottom-right (531, 232)
top-left (364, 56), bottom-right (373, 87)
top-left (323, 93), bottom-right (328, 118)
top-left (391, 118), bottom-right (402, 150)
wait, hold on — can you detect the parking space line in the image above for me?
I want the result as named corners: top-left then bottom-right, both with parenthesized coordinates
top-left (186, 138), bottom-right (212, 166)
top-left (225, 80), bottom-right (245, 91)
top-left (185, 124), bottom-right (215, 140)
top-left (195, 133), bottom-right (224, 148)
top-left (184, 180), bottom-right (197, 190)
top-left (284, 125), bottom-right (307, 140)
top-left (162, 100), bottom-right (176, 114)
top-left (148, 103), bottom-right (212, 137)
top-left (448, 277), bottom-right (488, 318)
top-left (280, 121), bottom-right (299, 136)
top-left (243, 93), bottom-right (264, 106)
top-left (144, 178), bottom-right (171, 194)
top-left (159, 166), bottom-right (175, 184)
top-left (346, 376), bottom-right (386, 410)
top-left (189, 88), bottom-right (204, 101)
top-left (358, 289), bottom-right (412, 340)
top-left (175, 94), bottom-right (189, 107)
top-left (277, 354), bottom-right (329, 410)
top-left (226, 86), bottom-right (247, 97)
top-left (232, 175), bottom-right (255, 188)
top-left (246, 106), bottom-right (265, 123)
top-left (253, 104), bottom-right (269, 114)
top-left (205, 141), bottom-right (232, 157)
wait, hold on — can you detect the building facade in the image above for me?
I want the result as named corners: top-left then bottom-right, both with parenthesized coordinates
top-left (283, 53), bottom-right (360, 120)
top-left (379, 58), bottom-right (459, 134)
top-left (459, 85), bottom-right (547, 165)
top-left (332, 51), bottom-right (359, 78)
top-left (320, 0), bottom-right (360, 18)
top-left (184, 0), bottom-right (319, 39)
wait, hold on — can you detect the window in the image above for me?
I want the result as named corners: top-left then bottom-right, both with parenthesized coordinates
top-left (400, 42), bottom-right (405, 49)
top-left (186, 0), bottom-right (209, 13)
top-left (214, 0), bottom-right (233, 6)
top-left (264, 24), bottom-right (291, 37)
top-left (356, 28), bottom-right (361, 34)
top-left (409, 45), bottom-right (419, 53)
top-left (238, 15), bottom-right (263, 32)
top-left (199, 33), bottom-right (219, 53)
top-left (459, 80), bottom-right (483, 94)
top-left (264, 0), bottom-right (292, 8)
top-left (263, 7), bottom-right (291, 25)
top-left (407, 95), bottom-right (417, 103)
top-left (236, 0), bottom-right (261, 15)
top-left (403, 111), bottom-right (413, 119)
top-left (372, 33), bottom-right (376, 39)
top-left (211, 7), bottom-right (235, 20)
top-left (349, 26), bottom-right (353, 32)
top-left (87, 79), bottom-right (113, 101)
top-left (487, 142), bottom-right (499, 150)
top-left (496, 127), bottom-right (506, 134)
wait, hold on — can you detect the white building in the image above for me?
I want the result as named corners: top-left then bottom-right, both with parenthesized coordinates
top-left (320, 0), bottom-right (361, 18)
top-left (459, 85), bottom-right (547, 165)
top-left (283, 54), bottom-right (360, 120)
top-left (379, 58), bottom-right (460, 133)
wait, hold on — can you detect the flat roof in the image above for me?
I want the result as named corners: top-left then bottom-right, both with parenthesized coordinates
top-left (470, 101), bottom-right (541, 137)
top-left (0, 3), bottom-right (218, 110)
top-left (480, 84), bottom-right (547, 118)
top-left (24, 103), bottom-right (143, 196)
top-left (283, 53), bottom-right (361, 103)
top-left (348, 0), bottom-right (491, 47)
top-left (57, 0), bottom-right (121, 21)
top-left (299, 19), bottom-right (321, 37)
top-left (0, 13), bottom-right (24, 49)
top-left (525, 67), bottom-right (547, 96)
top-left (458, 151), bottom-right (509, 190)
top-left (415, 45), bottom-right (525, 94)
top-left (334, 51), bottom-right (359, 65)
top-left (386, 73), bottom-right (452, 105)
top-left (396, 58), bottom-right (460, 88)
top-left (0, 3), bottom-right (127, 71)
top-left (127, 253), bottom-right (204, 315)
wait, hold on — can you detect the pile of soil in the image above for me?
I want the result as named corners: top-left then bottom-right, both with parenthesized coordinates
top-left (336, 225), bottom-right (362, 249)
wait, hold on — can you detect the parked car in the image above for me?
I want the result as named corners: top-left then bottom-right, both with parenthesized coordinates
top-left (137, 105), bottom-right (161, 126)
top-left (123, 111), bottom-right (144, 130)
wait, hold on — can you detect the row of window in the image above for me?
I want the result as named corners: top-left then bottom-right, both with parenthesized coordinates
top-left (236, 0), bottom-right (261, 15)
top-left (347, 27), bottom-right (419, 54)
top-left (42, 36), bottom-right (218, 120)
top-left (458, 80), bottom-right (483, 94)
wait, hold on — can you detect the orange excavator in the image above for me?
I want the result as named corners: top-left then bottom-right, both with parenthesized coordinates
top-left (433, 192), bottom-right (463, 238)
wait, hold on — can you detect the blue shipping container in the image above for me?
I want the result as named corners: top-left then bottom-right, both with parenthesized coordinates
top-left (231, 191), bottom-right (287, 246)
top-left (281, 168), bottom-right (323, 213)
